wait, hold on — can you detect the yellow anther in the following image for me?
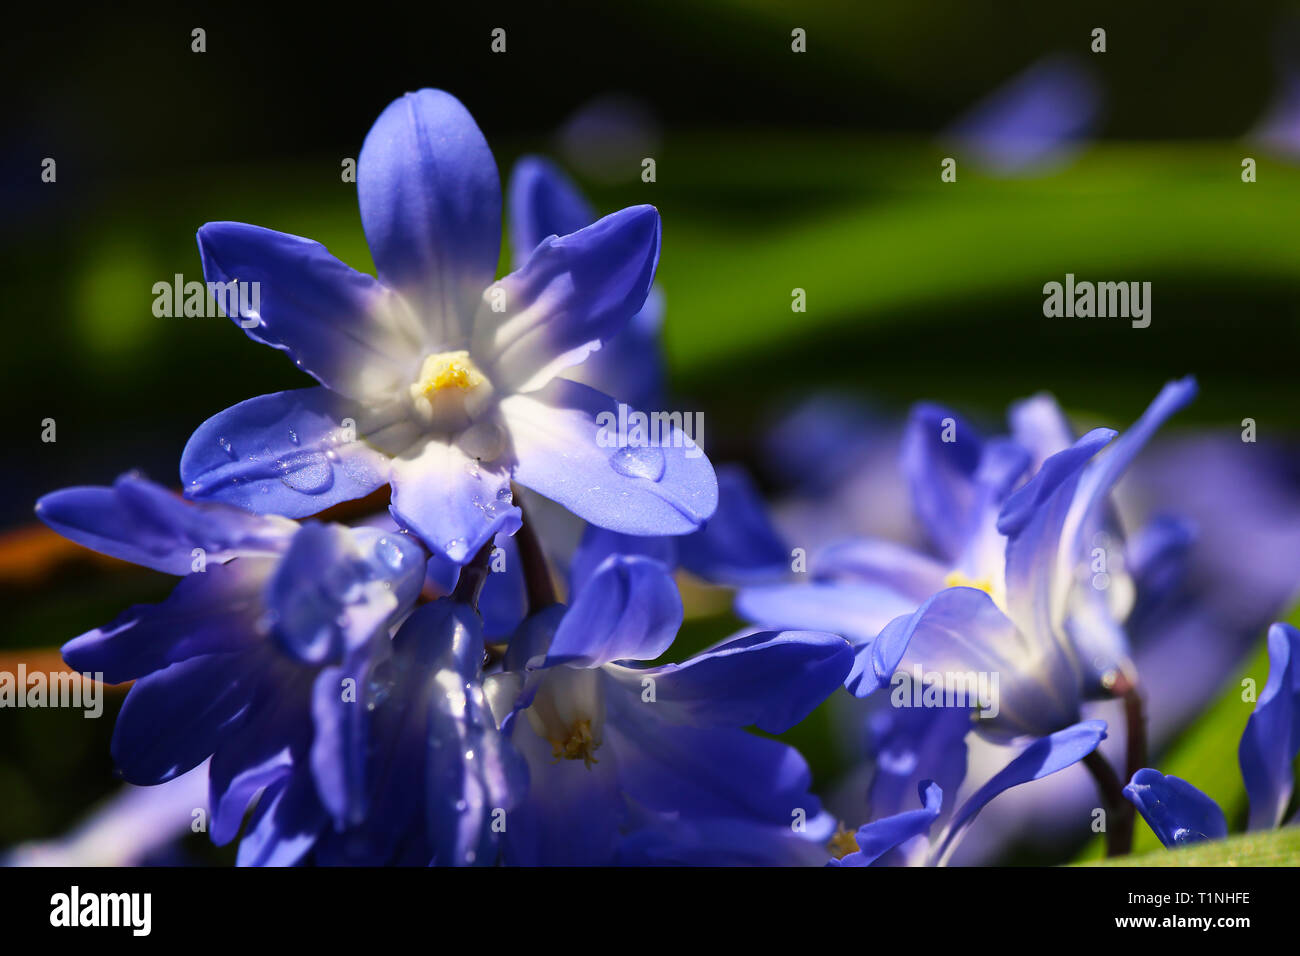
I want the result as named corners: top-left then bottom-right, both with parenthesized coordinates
top-left (549, 718), bottom-right (599, 769)
top-left (827, 821), bottom-right (860, 860)
top-left (414, 350), bottom-right (485, 398)
top-left (945, 570), bottom-right (995, 595)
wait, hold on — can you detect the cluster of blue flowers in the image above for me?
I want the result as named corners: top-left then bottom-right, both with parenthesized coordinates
top-left (36, 89), bottom-right (1300, 866)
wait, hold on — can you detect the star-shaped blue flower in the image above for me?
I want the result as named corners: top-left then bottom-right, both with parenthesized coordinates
top-left (182, 90), bottom-right (717, 565)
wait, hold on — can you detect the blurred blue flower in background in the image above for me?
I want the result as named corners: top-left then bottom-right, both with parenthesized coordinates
top-left (945, 54), bottom-right (1102, 175)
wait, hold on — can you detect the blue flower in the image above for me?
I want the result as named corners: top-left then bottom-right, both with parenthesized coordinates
top-left (830, 719), bottom-right (1107, 866)
top-left (1124, 622), bottom-right (1300, 847)
top-left (182, 89), bottom-right (716, 566)
top-left (484, 550), bottom-right (852, 865)
top-left (738, 377), bottom-right (1199, 740)
top-left (36, 475), bottom-right (427, 865)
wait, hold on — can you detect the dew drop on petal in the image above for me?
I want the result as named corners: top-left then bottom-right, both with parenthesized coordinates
top-left (279, 453), bottom-right (333, 493)
top-left (609, 445), bottom-right (665, 482)
top-left (217, 437), bottom-right (236, 460)
top-left (374, 535), bottom-right (405, 573)
top-left (444, 538), bottom-right (468, 562)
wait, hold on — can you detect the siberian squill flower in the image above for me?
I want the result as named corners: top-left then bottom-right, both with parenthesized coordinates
top-left (1124, 622), bottom-right (1300, 846)
top-left (484, 543), bottom-right (852, 865)
top-left (182, 89), bottom-right (717, 566)
top-left (739, 377), bottom-right (1198, 742)
top-left (829, 719), bottom-right (1107, 866)
top-left (36, 475), bottom-right (426, 865)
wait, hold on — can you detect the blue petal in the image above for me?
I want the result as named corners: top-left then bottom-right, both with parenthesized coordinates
top-left (569, 524), bottom-right (678, 594)
top-left (832, 781), bottom-right (943, 867)
top-left (196, 221), bottom-right (423, 400)
top-left (859, 586), bottom-right (1079, 738)
top-left (677, 466), bottom-right (790, 586)
top-left (1239, 622), bottom-right (1300, 830)
top-left (1008, 392), bottom-right (1074, 468)
top-left (234, 768), bottom-right (326, 867)
top-left (61, 558), bottom-right (272, 684)
top-left (388, 438), bottom-right (522, 563)
top-left (933, 719), bottom-right (1107, 864)
top-left (564, 285), bottom-right (666, 410)
top-left (478, 532), bottom-right (528, 639)
top-left (815, 538), bottom-right (948, 599)
top-left (502, 705), bottom-right (625, 865)
top-left (735, 580), bottom-right (918, 649)
top-left (617, 809), bottom-right (835, 866)
top-left (473, 204), bottom-right (661, 393)
top-left (864, 703), bottom-right (969, 830)
top-left (506, 155), bottom-right (596, 261)
top-left (544, 554), bottom-right (682, 668)
top-left (900, 403), bottom-right (983, 563)
top-left (265, 523), bottom-right (424, 665)
top-left (309, 644), bottom-right (379, 828)
top-left (36, 475), bottom-right (294, 575)
top-left (1123, 768), bottom-right (1228, 848)
top-left (997, 428), bottom-right (1116, 683)
top-left (607, 629), bottom-right (851, 734)
top-left (182, 387), bottom-right (390, 517)
top-left (502, 378), bottom-right (717, 535)
top-left (607, 698), bottom-right (824, 824)
top-left (357, 89), bottom-right (501, 341)
top-left (1062, 377), bottom-right (1197, 569)
top-left (111, 650), bottom-right (266, 785)
top-left (209, 707), bottom-right (301, 847)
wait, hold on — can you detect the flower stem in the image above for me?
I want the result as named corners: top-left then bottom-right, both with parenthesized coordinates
top-left (513, 494), bottom-right (556, 612)
top-left (1082, 749), bottom-right (1133, 856)
top-left (451, 539), bottom-right (495, 610)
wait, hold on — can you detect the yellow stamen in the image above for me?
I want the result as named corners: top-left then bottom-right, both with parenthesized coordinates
top-left (827, 821), bottom-right (860, 860)
top-left (549, 718), bottom-right (599, 769)
top-left (944, 570), bottom-right (994, 595)
top-left (413, 350), bottom-right (485, 398)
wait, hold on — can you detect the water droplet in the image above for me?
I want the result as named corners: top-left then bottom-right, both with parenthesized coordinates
top-left (279, 453), bottom-right (333, 493)
top-left (374, 536), bottom-right (406, 572)
top-left (287, 427), bottom-right (299, 445)
top-left (609, 445), bottom-right (665, 482)
top-left (495, 486), bottom-right (512, 502)
top-left (217, 437), bottom-right (236, 460)
top-left (444, 538), bottom-right (468, 562)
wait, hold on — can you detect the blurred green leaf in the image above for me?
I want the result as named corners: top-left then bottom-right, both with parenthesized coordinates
top-left (1083, 826), bottom-right (1300, 867)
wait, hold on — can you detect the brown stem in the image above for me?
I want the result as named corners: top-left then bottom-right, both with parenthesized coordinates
top-left (513, 494), bottom-right (556, 612)
top-left (1083, 749), bottom-right (1133, 856)
top-left (451, 539), bottom-right (495, 610)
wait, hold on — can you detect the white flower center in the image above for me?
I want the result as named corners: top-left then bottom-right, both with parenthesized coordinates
top-left (408, 350), bottom-right (493, 431)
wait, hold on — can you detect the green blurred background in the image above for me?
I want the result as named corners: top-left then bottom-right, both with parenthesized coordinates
top-left (5, 0), bottom-right (1300, 862)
